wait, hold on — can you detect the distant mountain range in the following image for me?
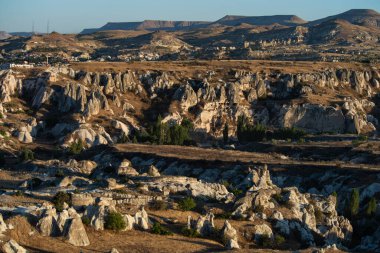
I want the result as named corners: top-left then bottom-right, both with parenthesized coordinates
top-left (80, 9), bottom-right (380, 34)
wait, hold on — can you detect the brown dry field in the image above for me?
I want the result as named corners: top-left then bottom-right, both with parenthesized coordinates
top-left (114, 143), bottom-right (380, 172)
top-left (70, 60), bottom-right (380, 74)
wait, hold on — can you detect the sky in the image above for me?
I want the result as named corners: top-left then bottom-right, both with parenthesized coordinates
top-left (0, 0), bottom-right (380, 34)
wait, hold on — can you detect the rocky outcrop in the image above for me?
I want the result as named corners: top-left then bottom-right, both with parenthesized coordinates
top-left (221, 220), bottom-right (240, 249)
top-left (187, 212), bottom-right (215, 237)
top-left (279, 104), bottom-right (346, 133)
top-left (58, 83), bottom-right (87, 113)
top-left (173, 83), bottom-right (198, 111)
top-left (64, 216), bottom-right (90, 246)
top-left (63, 124), bottom-right (113, 148)
top-left (37, 208), bottom-right (59, 236)
top-left (2, 239), bottom-right (27, 253)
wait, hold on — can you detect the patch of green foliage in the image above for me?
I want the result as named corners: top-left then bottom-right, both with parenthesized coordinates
top-left (151, 222), bottom-right (173, 235)
top-left (366, 197), bottom-right (377, 217)
top-left (138, 115), bottom-right (194, 146)
top-left (69, 139), bottom-right (84, 154)
top-left (274, 234), bottom-right (286, 246)
top-left (314, 207), bottom-right (324, 223)
top-left (150, 200), bottom-right (168, 211)
top-left (258, 234), bottom-right (273, 247)
top-left (181, 227), bottom-right (200, 238)
top-left (237, 115), bottom-right (306, 143)
top-left (81, 216), bottom-right (91, 226)
top-left (178, 197), bottom-right (196, 211)
top-left (20, 148), bottom-right (34, 162)
top-left (105, 211), bottom-right (126, 231)
top-left (347, 188), bottom-right (360, 217)
top-left (53, 191), bottom-right (71, 212)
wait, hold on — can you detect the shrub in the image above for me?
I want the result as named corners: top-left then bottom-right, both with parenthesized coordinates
top-left (231, 188), bottom-right (243, 197)
top-left (52, 191), bottom-right (71, 212)
top-left (272, 127), bottom-right (306, 141)
top-left (254, 205), bottom-right (265, 213)
top-left (347, 188), bottom-right (360, 217)
top-left (0, 112), bottom-right (3, 119)
top-left (358, 135), bottom-right (368, 142)
top-left (150, 200), bottom-right (168, 211)
top-left (82, 216), bottom-right (91, 226)
top-left (178, 197), bottom-right (196, 211)
top-left (274, 234), bottom-right (286, 246)
top-left (151, 222), bottom-right (172, 235)
top-left (20, 148), bottom-right (34, 161)
top-left (105, 211), bottom-right (126, 231)
top-left (55, 169), bottom-right (65, 178)
top-left (366, 197), bottom-right (377, 217)
top-left (215, 211), bottom-right (232, 220)
top-left (259, 234), bottom-right (273, 247)
top-left (69, 139), bottom-right (84, 154)
top-left (0, 129), bottom-right (5, 136)
top-left (181, 227), bottom-right (200, 238)
top-left (132, 135), bottom-right (138, 143)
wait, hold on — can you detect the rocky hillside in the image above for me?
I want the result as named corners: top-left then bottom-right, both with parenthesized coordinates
top-left (0, 61), bottom-right (380, 252)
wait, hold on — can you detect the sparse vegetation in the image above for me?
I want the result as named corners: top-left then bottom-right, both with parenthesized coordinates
top-left (314, 207), bottom-right (324, 223)
top-left (20, 148), bottom-right (34, 161)
top-left (181, 227), bottom-right (200, 238)
top-left (150, 200), bottom-right (168, 211)
top-left (237, 115), bottom-right (306, 143)
top-left (82, 216), bottom-right (91, 226)
top-left (274, 234), bottom-right (286, 246)
top-left (151, 222), bottom-right (173, 235)
top-left (347, 188), bottom-right (360, 217)
top-left (69, 139), bottom-right (84, 154)
top-left (178, 197), bottom-right (196, 211)
top-left (366, 197), bottom-right (377, 217)
top-left (105, 211), bottom-right (126, 231)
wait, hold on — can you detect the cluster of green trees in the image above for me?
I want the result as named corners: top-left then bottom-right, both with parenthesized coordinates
top-left (236, 115), bottom-right (306, 142)
top-left (346, 188), bottom-right (377, 218)
top-left (136, 116), bottom-right (195, 146)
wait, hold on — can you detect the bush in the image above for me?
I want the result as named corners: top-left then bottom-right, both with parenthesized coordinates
top-left (20, 148), bottom-right (34, 161)
top-left (0, 112), bottom-right (3, 119)
top-left (366, 197), bottom-right (377, 217)
top-left (52, 191), bottom-right (71, 212)
top-left (358, 135), bottom-right (368, 142)
top-left (55, 169), bottom-right (65, 178)
top-left (105, 211), bottom-right (126, 231)
top-left (0, 129), bottom-right (6, 136)
top-left (272, 192), bottom-right (283, 204)
top-left (151, 222), bottom-right (172, 235)
top-left (69, 139), bottom-right (84, 154)
top-left (231, 188), bottom-right (243, 197)
top-left (215, 211), bottom-right (232, 220)
top-left (178, 197), bottom-right (196, 211)
top-left (347, 188), bottom-right (360, 217)
top-left (272, 127), bottom-right (306, 141)
top-left (181, 227), bottom-right (200, 238)
top-left (82, 216), bottom-right (91, 226)
top-left (150, 200), bottom-right (168, 211)
top-left (274, 234), bottom-right (286, 246)
top-left (259, 234), bottom-right (273, 247)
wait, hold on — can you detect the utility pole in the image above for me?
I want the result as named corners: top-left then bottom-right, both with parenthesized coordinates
top-left (32, 21), bottom-right (34, 34)
top-left (47, 19), bottom-right (50, 34)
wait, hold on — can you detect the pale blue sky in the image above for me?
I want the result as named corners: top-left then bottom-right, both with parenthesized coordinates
top-left (0, 0), bottom-right (379, 33)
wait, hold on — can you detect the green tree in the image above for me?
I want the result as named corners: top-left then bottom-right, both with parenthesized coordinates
top-left (178, 197), bottom-right (196, 211)
top-left (223, 123), bottom-right (229, 144)
top-left (105, 211), bottom-right (126, 231)
top-left (348, 188), bottom-right (360, 217)
top-left (366, 197), bottom-right (377, 216)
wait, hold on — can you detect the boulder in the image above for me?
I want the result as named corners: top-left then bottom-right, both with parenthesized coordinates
top-left (221, 220), bottom-right (240, 249)
top-left (2, 239), bottom-right (26, 253)
top-left (64, 217), bottom-right (90, 246)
